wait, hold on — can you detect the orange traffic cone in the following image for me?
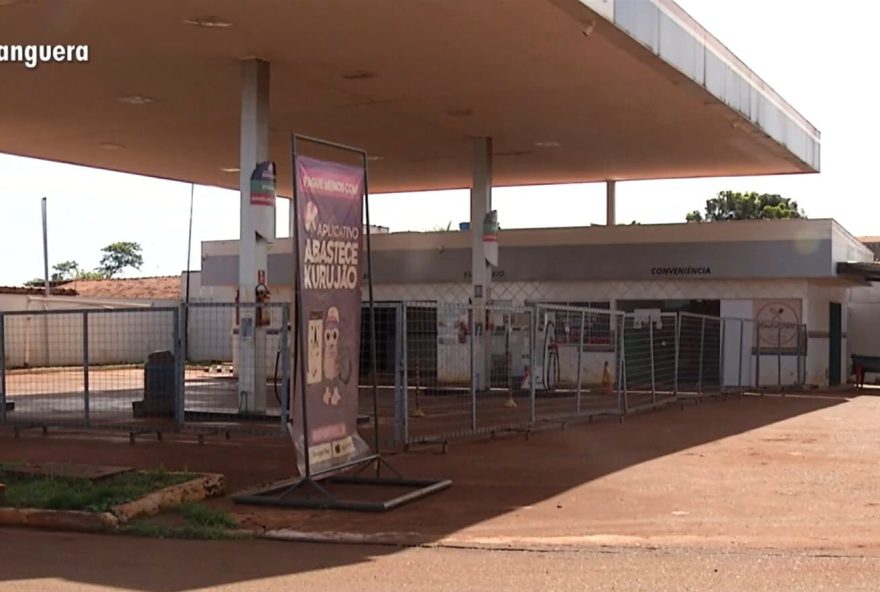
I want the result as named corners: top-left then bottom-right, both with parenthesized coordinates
top-left (600, 361), bottom-right (613, 395)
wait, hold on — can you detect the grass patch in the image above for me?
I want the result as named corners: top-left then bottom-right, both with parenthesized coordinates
top-left (0, 467), bottom-right (196, 513)
top-left (0, 460), bottom-right (27, 470)
top-left (121, 503), bottom-right (241, 540)
top-left (177, 501), bottom-right (237, 529)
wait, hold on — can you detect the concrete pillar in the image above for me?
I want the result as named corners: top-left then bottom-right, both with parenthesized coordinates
top-left (606, 180), bottom-right (616, 226)
top-left (238, 58), bottom-right (273, 414)
top-left (471, 137), bottom-right (493, 391)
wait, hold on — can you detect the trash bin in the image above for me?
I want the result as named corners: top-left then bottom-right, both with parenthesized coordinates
top-left (133, 350), bottom-right (176, 418)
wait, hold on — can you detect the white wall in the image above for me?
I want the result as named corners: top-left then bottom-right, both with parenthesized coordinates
top-left (848, 283), bottom-right (880, 383)
top-left (2, 295), bottom-right (177, 368)
top-left (720, 301), bottom-right (754, 387)
top-left (755, 352), bottom-right (802, 388)
top-left (181, 272), bottom-right (236, 303)
top-left (805, 284), bottom-right (850, 386)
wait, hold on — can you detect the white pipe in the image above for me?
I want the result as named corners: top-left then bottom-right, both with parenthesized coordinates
top-left (43, 301), bottom-right (50, 366)
top-left (41, 197), bottom-right (51, 297)
top-left (24, 300), bottom-right (31, 368)
top-left (25, 296), bottom-right (154, 309)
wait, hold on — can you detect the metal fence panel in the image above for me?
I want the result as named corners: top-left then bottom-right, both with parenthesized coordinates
top-left (0, 307), bottom-right (180, 430)
top-left (85, 308), bottom-right (177, 428)
top-left (676, 313), bottom-right (722, 400)
top-left (404, 302), bottom-right (476, 443)
top-left (620, 311), bottom-right (679, 411)
top-left (478, 307), bottom-right (532, 432)
top-left (534, 304), bottom-right (621, 421)
top-left (356, 302), bottom-right (401, 448)
top-left (0, 299), bottom-right (806, 442)
top-left (3, 310), bottom-right (89, 427)
top-left (181, 302), bottom-right (287, 434)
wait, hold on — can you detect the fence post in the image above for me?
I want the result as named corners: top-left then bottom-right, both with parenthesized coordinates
top-left (392, 303), bottom-right (404, 446)
top-left (798, 324), bottom-right (805, 387)
top-left (777, 323), bottom-right (782, 389)
top-left (469, 304), bottom-right (477, 433)
top-left (738, 319), bottom-right (745, 393)
top-left (719, 319), bottom-right (726, 394)
top-left (82, 312), bottom-right (90, 426)
top-left (0, 313), bottom-right (6, 423)
top-left (673, 313), bottom-right (680, 398)
top-left (755, 322), bottom-right (761, 389)
top-left (575, 310), bottom-right (585, 414)
top-left (173, 306), bottom-right (184, 428)
top-left (697, 317), bottom-right (705, 395)
top-left (529, 306), bottom-right (537, 425)
top-left (617, 314), bottom-right (628, 415)
top-left (280, 304), bottom-right (291, 430)
top-left (649, 317), bottom-right (656, 405)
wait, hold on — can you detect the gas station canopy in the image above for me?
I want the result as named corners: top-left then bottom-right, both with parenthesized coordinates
top-left (0, 0), bottom-right (819, 194)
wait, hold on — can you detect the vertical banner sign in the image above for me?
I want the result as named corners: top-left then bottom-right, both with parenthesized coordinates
top-left (293, 156), bottom-right (369, 475)
top-left (250, 161), bottom-right (277, 206)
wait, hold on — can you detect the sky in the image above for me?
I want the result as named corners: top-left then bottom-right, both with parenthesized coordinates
top-left (1, 0), bottom-right (878, 286)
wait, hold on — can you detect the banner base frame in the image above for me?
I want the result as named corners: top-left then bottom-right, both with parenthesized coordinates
top-left (232, 456), bottom-right (451, 512)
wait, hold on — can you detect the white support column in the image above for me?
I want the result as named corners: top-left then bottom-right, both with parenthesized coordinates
top-left (471, 137), bottom-right (493, 391)
top-left (606, 180), bottom-right (616, 226)
top-left (238, 58), bottom-right (273, 414)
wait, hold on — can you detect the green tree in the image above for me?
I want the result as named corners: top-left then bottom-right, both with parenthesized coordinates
top-left (429, 222), bottom-right (454, 232)
top-left (98, 241), bottom-right (143, 278)
top-left (50, 260), bottom-right (81, 282)
top-left (686, 191), bottom-right (805, 222)
top-left (73, 270), bottom-right (107, 280)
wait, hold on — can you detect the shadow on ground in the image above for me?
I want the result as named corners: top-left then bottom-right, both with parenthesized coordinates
top-left (0, 390), bottom-right (856, 591)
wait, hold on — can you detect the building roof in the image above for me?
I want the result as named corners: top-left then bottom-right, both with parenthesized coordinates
top-left (0, 0), bottom-right (818, 194)
top-left (837, 262), bottom-right (880, 283)
top-left (58, 277), bottom-right (180, 301)
top-left (0, 286), bottom-right (78, 296)
top-left (859, 236), bottom-right (880, 244)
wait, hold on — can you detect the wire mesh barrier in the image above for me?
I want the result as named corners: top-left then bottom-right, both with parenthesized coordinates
top-left (618, 311), bottom-right (678, 412)
top-left (403, 302), bottom-right (466, 443)
top-left (754, 320), bottom-right (806, 389)
top-left (397, 303), bottom-right (538, 444)
top-left (0, 300), bottom-right (806, 442)
top-left (0, 304), bottom-right (290, 435)
top-left (0, 308), bottom-right (179, 430)
top-left (357, 302), bottom-right (404, 449)
top-left (180, 302), bottom-right (289, 435)
top-left (674, 313), bottom-right (723, 402)
top-left (530, 304), bottom-right (622, 423)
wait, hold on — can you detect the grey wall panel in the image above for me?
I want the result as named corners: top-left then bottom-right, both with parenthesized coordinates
top-left (658, 9), bottom-right (703, 85)
top-left (615, 0), bottom-right (659, 52)
top-left (201, 239), bottom-right (834, 287)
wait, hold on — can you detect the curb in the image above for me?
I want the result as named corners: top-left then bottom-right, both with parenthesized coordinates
top-left (0, 472), bottom-right (225, 532)
top-left (111, 473), bottom-right (225, 523)
top-left (260, 529), bottom-right (430, 547)
top-left (0, 507), bottom-right (118, 531)
top-left (257, 530), bottom-right (880, 557)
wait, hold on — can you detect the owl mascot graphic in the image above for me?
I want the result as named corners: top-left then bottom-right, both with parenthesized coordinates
top-left (322, 306), bottom-right (343, 406)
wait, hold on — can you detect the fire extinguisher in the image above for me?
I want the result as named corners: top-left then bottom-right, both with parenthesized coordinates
top-left (255, 283), bottom-right (270, 327)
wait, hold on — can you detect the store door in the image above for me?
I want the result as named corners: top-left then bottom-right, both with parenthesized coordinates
top-left (829, 302), bottom-right (842, 386)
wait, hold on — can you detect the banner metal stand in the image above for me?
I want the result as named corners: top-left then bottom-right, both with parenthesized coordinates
top-left (233, 134), bottom-right (451, 512)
